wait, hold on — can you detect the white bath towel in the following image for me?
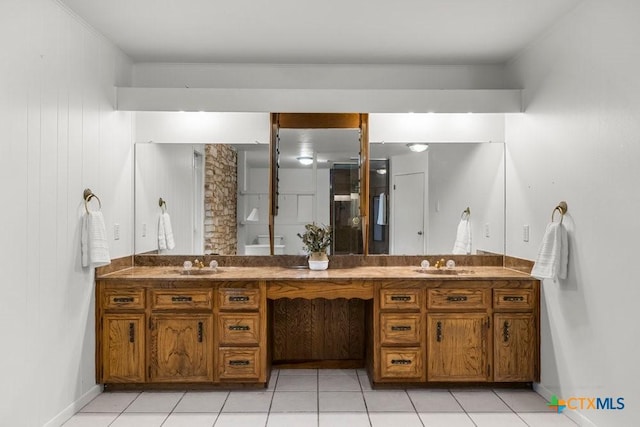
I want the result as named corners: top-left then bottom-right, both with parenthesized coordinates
top-left (531, 222), bottom-right (569, 280)
top-left (377, 192), bottom-right (386, 225)
top-left (81, 211), bottom-right (111, 268)
top-left (452, 217), bottom-right (472, 254)
top-left (158, 212), bottom-right (175, 250)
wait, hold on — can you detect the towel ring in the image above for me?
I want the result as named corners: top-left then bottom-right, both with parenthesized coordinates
top-left (461, 207), bottom-right (471, 219)
top-left (83, 188), bottom-right (102, 214)
top-left (159, 197), bottom-right (167, 212)
top-left (551, 201), bottom-right (568, 223)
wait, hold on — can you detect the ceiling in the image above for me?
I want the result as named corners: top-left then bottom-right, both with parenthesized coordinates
top-left (60, 0), bottom-right (581, 64)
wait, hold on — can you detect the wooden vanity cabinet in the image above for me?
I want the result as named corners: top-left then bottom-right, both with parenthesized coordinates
top-left (97, 280), bottom-right (267, 387)
top-left (97, 285), bottom-right (146, 383)
top-left (215, 282), bottom-right (267, 383)
top-left (426, 287), bottom-right (491, 382)
top-left (374, 284), bottom-right (426, 383)
top-left (492, 286), bottom-right (539, 382)
top-left (148, 288), bottom-right (214, 382)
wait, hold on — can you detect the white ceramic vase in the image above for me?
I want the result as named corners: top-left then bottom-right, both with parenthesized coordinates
top-left (308, 252), bottom-right (329, 270)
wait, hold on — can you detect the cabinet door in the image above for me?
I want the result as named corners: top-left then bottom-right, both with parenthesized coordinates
top-left (102, 314), bottom-right (146, 383)
top-left (150, 314), bottom-right (214, 382)
top-left (427, 313), bottom-right (488, 382)
top-left (494, 313), bottom-right (536, 382)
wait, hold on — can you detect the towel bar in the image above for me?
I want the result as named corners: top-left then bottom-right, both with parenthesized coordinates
top-left (83, 188), bottom-right (102, 213)
top-left (551, 201), bottom-right (568, 223)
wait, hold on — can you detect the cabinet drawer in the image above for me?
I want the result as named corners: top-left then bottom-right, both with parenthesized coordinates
top-left (380, 314), bottom-right (422, 346)
top-left (379, 289), bottom-right (422, 311)
top-left (151, 289), bottom-right (213, 310)
top-left (427, 289), bottom-right (490, 310)
top-left (218, 313), bottom-right (261, 345)
top-left (218, 288), bottom-right (261, 311)
top-left (102, 289), bottom-right (145, 310)
top-left (379, 347), bottom-right (424, 380)
top-left (217, 347), bottom-right (261, 380)
top-left (493, 289), bottom-right (535, 310)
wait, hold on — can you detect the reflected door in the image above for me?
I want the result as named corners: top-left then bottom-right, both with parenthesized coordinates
top-left (392, 172), bottom-right (424, 254)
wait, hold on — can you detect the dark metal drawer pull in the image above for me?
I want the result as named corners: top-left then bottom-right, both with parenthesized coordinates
top-left (197, 322), bottom-right (203, 342)
top-left (391, 359), bottom-right (412, 365)
top-left (172, 296), bottom-right (193, 302)
top-left (229, 296), bottom-right (250, 302)
top-left (436, 321), bottom-right (443, 342)
top-left (446, 296), bottom-right (468, 302)
top-left (503, 296), bottom-right (525, 302)
top-left (390, 296), bottom-right (411, 302)
top-left (229, 325), bottom-right (250, 331)
top-left (503, 320), bottom-right (510, 342)
top-left (229, 360), bottom-right (250, 366)
top-left (129, 322), bottom-right (135, 343)
top-left (390, 326), bottom-right (412, 331)
top-left (114, 297), bottom-right (134, 303)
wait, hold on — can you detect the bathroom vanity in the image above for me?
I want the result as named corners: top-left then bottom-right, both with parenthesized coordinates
top-left (96, 261), bottom-right (539, 389)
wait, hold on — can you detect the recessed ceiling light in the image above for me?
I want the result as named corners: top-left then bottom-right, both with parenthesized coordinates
top-left (407, 143), bottom-right (428, 153)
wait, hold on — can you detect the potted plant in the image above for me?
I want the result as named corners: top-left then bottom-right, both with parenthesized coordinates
top-left (297, 223), bottom-right (332, 270)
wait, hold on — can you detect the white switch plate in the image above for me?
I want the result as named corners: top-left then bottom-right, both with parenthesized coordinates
top-left (523, 225), bottom-right (530, 242)
top-left (484, 223), bottom-right (490, 238)
top-left (142, 223), bottom-right (147, 237)
top-left (114, 223), bottom-right (120, 240)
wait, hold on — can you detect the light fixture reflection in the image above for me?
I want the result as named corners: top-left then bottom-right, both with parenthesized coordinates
top-left (407, 143), bottom-right (429, 153)
top-left (246, 208), bottom-right (259, 222)
top-left (297, 156), bottom-right (314, 165)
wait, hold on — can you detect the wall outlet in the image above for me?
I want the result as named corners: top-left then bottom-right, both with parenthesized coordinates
top-left (523, 225), bottom-right (530, 242)
top-left (484, 223), bottom-right (490, 238)
top-left (142, 223), bottom-right (147, 237)
top-left (114, 223), bottom-right (120, 240)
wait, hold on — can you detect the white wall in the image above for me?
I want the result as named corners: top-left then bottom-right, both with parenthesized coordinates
top-left (505, 0), bottom-right (640, 425)
top-left (0, 0), bottom-right (134, 426)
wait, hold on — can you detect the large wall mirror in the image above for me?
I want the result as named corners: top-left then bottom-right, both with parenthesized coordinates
top-left (133, 112), bottom-right (505, 257)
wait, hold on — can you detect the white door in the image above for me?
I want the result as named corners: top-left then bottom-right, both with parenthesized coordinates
top-left (392, 172), bottom-right (425, 254)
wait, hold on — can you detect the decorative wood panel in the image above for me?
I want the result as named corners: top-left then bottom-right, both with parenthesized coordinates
top-left (102, 314), bottom-right (146, 383)
top-left (218, 347), bottom-right (262, 380)
top-left (218, 313), bottom-right (261, 346)
top-left (427, 288), bottom-right (490, 310)
top-left (272, 298), bottom-right (366, 362)
top-left (427, 313), bottom-right (488, 382)
top-left (493, 313), bottom-right (536, 382)
top-left (150, 314), bottom-right (213, 382)
top-left (379, 347), bottom-right (424, 380)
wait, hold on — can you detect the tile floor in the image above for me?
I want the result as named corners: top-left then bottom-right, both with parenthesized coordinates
top-left (63, 369), bottom-right (578, 427)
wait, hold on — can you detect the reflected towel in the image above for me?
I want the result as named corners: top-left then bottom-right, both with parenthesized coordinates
top-left (452, 217), bottom-right (472, 255)
top-left (81, 211), bottom-right (111, 268)
top-left (531, 222), bottom-right (568, 280)
top-left (158, 212), bottom-right (175, 250)
top-left (377, 192), bottom-right (386, 225)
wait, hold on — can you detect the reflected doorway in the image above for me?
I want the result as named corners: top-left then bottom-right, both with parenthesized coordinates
top-left (330, 164), bottom-right (362, 254)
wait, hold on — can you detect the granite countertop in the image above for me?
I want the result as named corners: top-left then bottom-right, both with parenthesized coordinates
top-left (97, 265), bottom-right (533, 281)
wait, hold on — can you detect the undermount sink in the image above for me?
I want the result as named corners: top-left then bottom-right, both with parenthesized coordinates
top-left (415, 268), bottom-right (474, 275)
top-left (177, 268), bottom-right (220, 275)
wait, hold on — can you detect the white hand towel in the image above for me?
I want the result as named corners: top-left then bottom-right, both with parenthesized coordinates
top-left (377, 192), bottom-right (386, 225)
top-left (452, 217), bottom-right (472, 254)
top-left (81, 211), bottom-right (111, 268)
top-left (531, 222), bottom-right (569, 280)
top-left (158, 212), bottom-right (175, 251)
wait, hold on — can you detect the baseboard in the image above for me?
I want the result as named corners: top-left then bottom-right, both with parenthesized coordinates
top-left (43, 385), bottom-right (102, 427)
top-left (534, 383), bottom-right (597, 427)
